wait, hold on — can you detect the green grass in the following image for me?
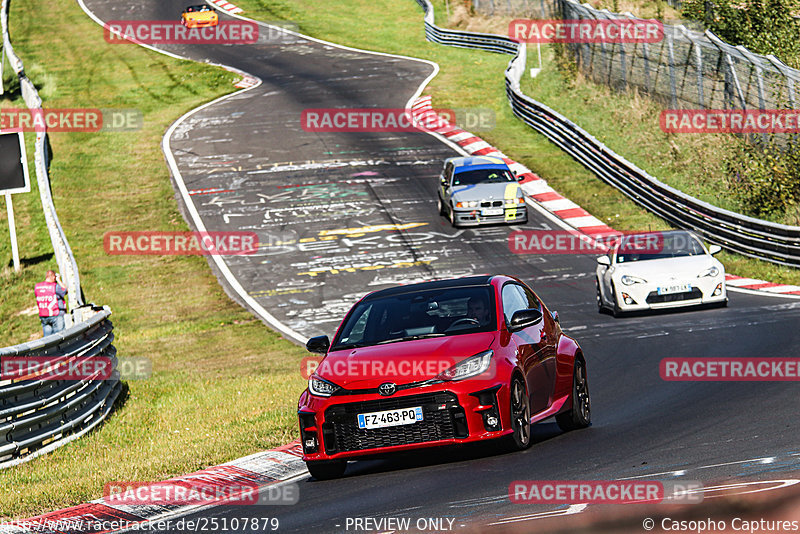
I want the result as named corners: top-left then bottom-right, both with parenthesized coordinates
top-left (0, 0), bottom-right (307, 519)
top-left (228, 0), bottom-right (800, 285)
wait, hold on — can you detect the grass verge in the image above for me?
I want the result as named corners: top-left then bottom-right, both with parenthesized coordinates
top-left (0, 0), bottom-right (306, 519)
top-left (229, 0), bottom-right (800, 285)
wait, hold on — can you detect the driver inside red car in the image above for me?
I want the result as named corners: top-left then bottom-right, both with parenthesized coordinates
top-left (466, 296), bottom-right (491, 326)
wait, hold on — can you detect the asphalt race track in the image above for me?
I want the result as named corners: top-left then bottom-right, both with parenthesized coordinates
top-left (82, 1), bottom-right (800, 531)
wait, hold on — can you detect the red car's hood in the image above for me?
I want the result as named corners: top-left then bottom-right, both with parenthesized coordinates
top-left (318, 332), bottom-right (496, 390)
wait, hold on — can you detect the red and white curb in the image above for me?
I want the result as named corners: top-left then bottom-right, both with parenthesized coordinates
top-left (0, 441), bottom-right (306, 534)
top-left (221, 65), bottom-right (260, 89)
top-left (725, 274), bottom-right (800, 295)
top-left (411, 95), bottom-right (800, 297)
top-left (208, 0), bottom-right (243, 14)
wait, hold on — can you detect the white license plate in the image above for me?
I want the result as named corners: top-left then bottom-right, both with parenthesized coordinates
top-left (357, 406), bottom-right (423, 430)
top-left (482, 208), bottom-right (503, 216)
top-left (657, 283), bottom-right (692, 295)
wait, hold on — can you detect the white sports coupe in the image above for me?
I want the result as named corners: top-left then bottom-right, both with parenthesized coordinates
top-left (595, 230), bottom-right (727, 316)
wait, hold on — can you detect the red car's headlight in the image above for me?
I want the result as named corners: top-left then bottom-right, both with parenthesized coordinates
top-left (436, 350), bottom-right (493, 381)
top-left (308, 376), bottom-right (340, 397)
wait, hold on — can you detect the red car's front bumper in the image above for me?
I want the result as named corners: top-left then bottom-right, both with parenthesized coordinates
top-left (298, 380), bottom-right (513, 462)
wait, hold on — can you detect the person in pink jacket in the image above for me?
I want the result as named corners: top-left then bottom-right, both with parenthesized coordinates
top-left (34, 270), bottom-right (68, 336)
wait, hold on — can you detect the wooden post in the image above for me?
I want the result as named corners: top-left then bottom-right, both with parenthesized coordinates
top-left (6, 193), bottom-right (20, 272)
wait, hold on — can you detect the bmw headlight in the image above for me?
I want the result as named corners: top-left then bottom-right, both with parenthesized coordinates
top-left (620, 275), bottom-right (647, 285)
top-left (697, 266), bottom-right (720, 278)
top-left (456, 200), bottom-right (479, 208)
top-left (308, 376), bottom-right (340, 397)
top-left (506, 197), bottom-right (525, 206)
top-left (436, 350), bottom-right (493, 381)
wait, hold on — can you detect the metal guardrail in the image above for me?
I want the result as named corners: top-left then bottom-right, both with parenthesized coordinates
top-left (0, 310), bottom-right (121, 468)
top-left (2, 0), bottom-right (83, 314)
top-left (1, 0), bottom-right (120, 467)
top-left (414, 0), bottom-right (800, 267)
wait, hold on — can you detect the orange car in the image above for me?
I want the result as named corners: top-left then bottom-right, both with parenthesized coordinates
top-left (181, 5), bottom-right (219, 28)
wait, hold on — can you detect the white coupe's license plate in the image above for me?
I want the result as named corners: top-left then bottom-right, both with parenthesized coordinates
top-left (357, 406), bottom-right (423, 430)
top-left (657, 283), bottom-right (692, 295)
top-left (482, 208), bottom-right (503, 216)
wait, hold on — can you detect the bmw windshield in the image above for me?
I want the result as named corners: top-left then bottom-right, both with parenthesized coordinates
top-left (330, 286), bottom-right (497, 351)
top-left (453, 168), bottom-right (515, 186)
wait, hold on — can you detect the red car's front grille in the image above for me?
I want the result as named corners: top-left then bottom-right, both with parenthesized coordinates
top-left (322, 392), bottom-right (467, 453)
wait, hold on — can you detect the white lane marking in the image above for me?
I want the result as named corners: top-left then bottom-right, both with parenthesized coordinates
top-left (727, 286), bottom-right (800, 299)
top-left (447, 494), bottom-right (508, 508)
top-left (635, 331), bottom-right (669, 339)
top-left (619, 455), bottom-right (795, 481)
top-left (76, 0), bottom-right (312, 343)
top-left (246, 159), bottom-right (439, 174)
top-left (164, 105), bottom-right (309, 344)
top-left (700, 479), bottom-right (800, 498)
top-left (758, 285), bottom-right (800, 293)
top-left (488, 504), bottom-right (588, 525)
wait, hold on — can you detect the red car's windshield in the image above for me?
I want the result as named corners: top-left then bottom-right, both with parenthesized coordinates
top-left (331, 286), bottom-right (496, 350)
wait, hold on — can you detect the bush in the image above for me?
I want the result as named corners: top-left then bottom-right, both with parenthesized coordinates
top-left (725, 135), bottom-right (800, 218)
top-left (682, 0), bottom-right (800, 68)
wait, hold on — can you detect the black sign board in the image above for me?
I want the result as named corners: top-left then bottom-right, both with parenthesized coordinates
top-left (0, 132), bottom-right (30, 195)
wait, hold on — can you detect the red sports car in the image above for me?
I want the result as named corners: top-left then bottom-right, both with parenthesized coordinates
top-left (298, 275), bottom-right (591, 480)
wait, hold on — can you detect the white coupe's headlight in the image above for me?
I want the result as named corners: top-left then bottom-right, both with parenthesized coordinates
top-left (697, 266), bottom-right (720, 278)
top-left (436, 350), bottom-right (493, 381)
top-left (308, 376), bottom-right (340, 397)
top-left (456, 200), bottom-right (479, 208)
top-left (621, 275), bottom-right (647, 285)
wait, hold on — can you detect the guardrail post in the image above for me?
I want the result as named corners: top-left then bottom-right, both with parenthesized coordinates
top-left (765, 54), bottom-right (797, 109)
top-left (688, 34), bottom-right (705, 108)
top-left (641, 41), bottom-right (651, 94)
top-left (666, 34), bottom-right (679, 109)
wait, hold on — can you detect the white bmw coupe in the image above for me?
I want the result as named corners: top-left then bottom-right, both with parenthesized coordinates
top-left (595, 230), bottom-right (727, 316)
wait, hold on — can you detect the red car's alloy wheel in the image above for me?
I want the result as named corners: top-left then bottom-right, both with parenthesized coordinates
top-left (556, 359), bottom-right (591, 431)
top-left (509, 377), bottom-right (531, 450)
